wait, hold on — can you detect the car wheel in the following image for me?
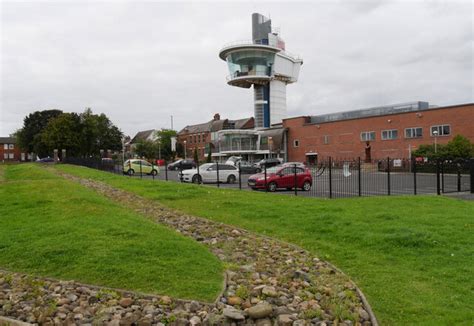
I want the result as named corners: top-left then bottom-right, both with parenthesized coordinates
top-left (192, 174), bottom-right (202, 184)
top-left (151, 170), bottom-right (158, 176)
top-left (268, 182), bottom-right (277, 192)
top-left (227, 175), bottom-right (236, 184)
top-left (127, 169), bottom-right (135, 176)
top-left (286, 187), bottom-right (292, 191)
top-left (303, 181), bottom-right (311, 191)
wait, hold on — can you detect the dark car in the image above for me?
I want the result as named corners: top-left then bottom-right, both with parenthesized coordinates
top-left (167, 159), bottom-right (196, 171)
top-left (256, 158), bottom-right (283, 169)
top-left (237, 161), bottom-right (261, 174)
top-left (36, 157), bottom-right (55, 163)
top-left (248, 165), bottom-right (312, 192)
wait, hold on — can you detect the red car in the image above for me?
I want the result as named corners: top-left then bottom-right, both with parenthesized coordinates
top-left (248, 165), bottom-right (312, 192)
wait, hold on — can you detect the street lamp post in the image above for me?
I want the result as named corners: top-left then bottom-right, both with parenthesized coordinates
top-left (184, 140), bottom-right (187, 159)
top-left (433, 130), bottom-right (439, 154)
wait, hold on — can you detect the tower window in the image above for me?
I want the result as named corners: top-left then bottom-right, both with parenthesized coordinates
top-left (293, 140), bottom-right (299, 148)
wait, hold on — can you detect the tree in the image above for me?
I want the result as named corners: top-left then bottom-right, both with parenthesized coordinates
top-left (154, 129), bottom-right (178, 161)
top-left (16, 109), bottom-right (63, 156)
top-left (206, 146), bottom-right (212, 163)
top-left (134, 140), bottom-right (160, 159)
top-left (193, 147), bottom-right (199, 164)
top-left (41, 113), bottom-right (83, 156)
top-left (412, 134), bottom-right (474, 160)
top-left (79, 108), bottom-right (122, 156)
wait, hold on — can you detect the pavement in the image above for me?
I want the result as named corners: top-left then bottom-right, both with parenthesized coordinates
top-left (442, 191), bottom-right (474, 201)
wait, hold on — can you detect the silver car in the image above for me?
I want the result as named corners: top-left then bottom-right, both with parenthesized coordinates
top-left (180, 163), bottom-right (238, 184)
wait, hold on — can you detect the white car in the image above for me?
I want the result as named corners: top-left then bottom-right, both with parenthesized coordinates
top-left (180, 163), bottom-right (238, 184)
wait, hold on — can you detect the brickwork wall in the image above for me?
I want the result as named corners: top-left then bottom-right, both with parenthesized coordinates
top-left (284, 104), bottom-right (474, 161)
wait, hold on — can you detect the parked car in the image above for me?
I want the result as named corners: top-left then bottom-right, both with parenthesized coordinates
top-left (225, 156), bottom-right (242, 166)
top-left (247, 165), bottom-right (312, 192)
top-left (36, 157), bottom-right (55, 163)
top-left (123, 159), bottom-right (159, 176)
top-left (180, 163), bottom-right (238, 184)
top-left (282, 162), bottom-right (306, 168)
top-left (237, 161), bottom-right (261, 174)
top-left (255, 158), bottom-right (283, 169)
top-left (167, 159), bottom-right (196, 171)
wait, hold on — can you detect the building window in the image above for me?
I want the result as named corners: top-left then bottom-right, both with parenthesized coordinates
top-left (3, 153), bottom-right (8, 159)
top-left (323, 135), bottom-right (330, 144)
top-left (3, 144), bottom-right (7, 150)
top-left (405, 127), bottom-right (423, 139)
top-left (381, 129), bottom-right (398, 140)
top-left (431, 124), bottom-right (451, 136)
top-left (360, 131), bottom-right (376, 141)
top-left (8, 144), bottom-right (14, 149)
top-left (293, 140), bottom-right (299, 148)
top-left (9, 153), bottom-right (14, 159)
top-left (189, 136), bottom-right (192, 144)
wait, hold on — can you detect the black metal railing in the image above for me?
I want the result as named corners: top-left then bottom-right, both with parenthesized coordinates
top-left (62, 157), bottom-right (473, 198)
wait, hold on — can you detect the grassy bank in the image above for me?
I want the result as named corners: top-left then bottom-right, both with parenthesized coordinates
top-left (55, 164), bottom-right (474, 325)
top-left (0, 164), bottom-right (223, 301)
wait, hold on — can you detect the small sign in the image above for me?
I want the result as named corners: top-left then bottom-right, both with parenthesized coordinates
top-left (393, 159), bottom-right (402, 167)
top-left (171, 137), bottom-right (177, 152)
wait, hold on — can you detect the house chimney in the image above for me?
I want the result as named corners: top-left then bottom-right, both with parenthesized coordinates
top-left (213, 113), bottom-right (221, 121)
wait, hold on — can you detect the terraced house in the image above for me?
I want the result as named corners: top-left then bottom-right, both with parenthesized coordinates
top-left (177, 113), bottom-right (254, 160)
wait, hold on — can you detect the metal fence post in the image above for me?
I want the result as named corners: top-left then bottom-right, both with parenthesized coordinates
top-left (129, 160), bottom-right (132, 177)
top-left (165, 160), bottom-right (168, 181)
top-left (238, 162), bottom-right (242, 190)
top-left (152, 161), bottom-right (155, 180)
top-left (329, 157), bottom-right (332, 199)
top-left (216, 161), bottom-right (220, 188)
top-left (441, 161), bottom-right (445, 193)
top-left (197, 160), bottom-right (200, 184)
top-left (264, 164), bottom-right (268, 192)
top-left (436, 159), bottom-right (441, 195)
top-left (470, 158), bottom-right (474, 194)
top-left (140, 160), bottom-right (143, 178)
top-left (413, 157), bottom-right (417, 195)
top-left (294, 163), bottom-right (298, 196)
top-left (457, 163), bottom-right (461, 192)
top-left (358, 157), bottom-right (361, 197)
top-left (387, 157), bottom-right (391, 196)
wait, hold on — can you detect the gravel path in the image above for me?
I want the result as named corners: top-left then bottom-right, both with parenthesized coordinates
top-left (1, 169), bottom-right (378, 325)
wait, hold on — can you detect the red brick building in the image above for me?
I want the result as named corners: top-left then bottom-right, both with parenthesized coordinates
top-left (177, 114), bottom-right (254, 160)
top-left (0, 137), bottom-right (25, 162)
top-left (283, 102), bottom-right (474, 163)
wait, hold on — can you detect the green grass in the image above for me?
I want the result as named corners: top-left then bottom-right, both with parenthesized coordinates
top-left (0, 164), bottom-right (223, 302)
top-left (55, 164), bottom-right (474, 325)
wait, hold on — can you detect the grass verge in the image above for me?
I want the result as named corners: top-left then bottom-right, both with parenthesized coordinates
top-left (55, 164), bottom-right (474, 325)
top-left (0, 164), bottom-right (223, 302)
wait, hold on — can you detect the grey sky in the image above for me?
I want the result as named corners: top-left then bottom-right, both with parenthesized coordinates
top-left (1, 0), bottom-right (472, 137)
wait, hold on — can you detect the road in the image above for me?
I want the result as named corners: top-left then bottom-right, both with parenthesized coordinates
top-left (111, 166), bottom-right (471, 198)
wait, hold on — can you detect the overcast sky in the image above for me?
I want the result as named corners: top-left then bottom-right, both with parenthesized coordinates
top-left (1, 0), bottom-right (472, 137)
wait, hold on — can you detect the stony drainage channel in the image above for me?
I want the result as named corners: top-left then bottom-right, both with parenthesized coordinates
top-left (0, 169), bottom-right (377, 326)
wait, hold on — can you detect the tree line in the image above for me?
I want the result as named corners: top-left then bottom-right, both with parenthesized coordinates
top-left (16, 108), bottom-right (122, 158)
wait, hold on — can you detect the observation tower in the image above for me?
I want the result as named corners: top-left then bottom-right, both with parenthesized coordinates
top-left (219, 13), bottom-right (303, 128)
